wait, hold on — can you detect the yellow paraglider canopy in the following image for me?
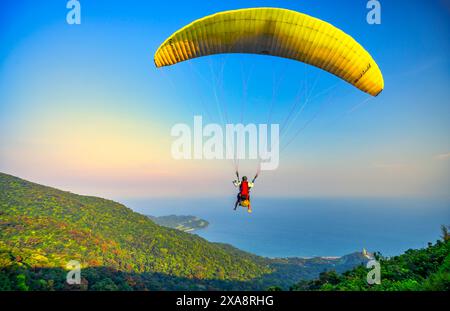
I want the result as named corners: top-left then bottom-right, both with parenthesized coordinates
top-left (154, 7), bottom-right (384, 96)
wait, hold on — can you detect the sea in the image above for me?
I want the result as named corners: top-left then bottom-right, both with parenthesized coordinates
top-left (121, 197), bottom-right (450, 258)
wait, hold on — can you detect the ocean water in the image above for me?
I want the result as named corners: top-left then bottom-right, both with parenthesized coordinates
top-left (121, 197), bottom-right (450, 258)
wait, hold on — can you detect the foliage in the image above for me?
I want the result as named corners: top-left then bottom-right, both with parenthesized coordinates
top-left (290, 238), bottom-right (449, 291)
top-left (0, 172), bottom-right (272, 290)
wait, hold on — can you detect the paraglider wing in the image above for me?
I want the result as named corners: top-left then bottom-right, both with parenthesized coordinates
top-left (154, 7), bottom-right (384, 96)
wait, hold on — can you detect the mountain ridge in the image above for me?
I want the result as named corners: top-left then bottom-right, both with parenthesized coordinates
top-left (0, 172), bottom-right (368, 290)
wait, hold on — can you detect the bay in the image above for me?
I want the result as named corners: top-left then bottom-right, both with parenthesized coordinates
top-left (121, 197), bottom-right (450, 258)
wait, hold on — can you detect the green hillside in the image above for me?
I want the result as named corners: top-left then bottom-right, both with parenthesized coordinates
top-left (291, 230), bottom-right (450, 291)
top-left (0, 172), bottom-right (369, 290)
top-left (0, 172), bottom-right (272, 290)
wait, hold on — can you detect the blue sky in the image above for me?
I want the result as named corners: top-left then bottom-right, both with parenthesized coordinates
top-left (0, 0), bottom-right (449, 199)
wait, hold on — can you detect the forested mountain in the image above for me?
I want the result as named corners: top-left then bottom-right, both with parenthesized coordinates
top-left (0, 172), bottom-right (269, 290)
top-left (0, 172), bottom-right (370, 290)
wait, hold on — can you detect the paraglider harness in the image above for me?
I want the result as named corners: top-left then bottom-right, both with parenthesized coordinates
top-left (235, 172), bottom-right (258, 208)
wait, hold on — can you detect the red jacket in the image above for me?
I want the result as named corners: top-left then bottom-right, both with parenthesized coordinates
top-left (240, 181), bottom-right (249, 196)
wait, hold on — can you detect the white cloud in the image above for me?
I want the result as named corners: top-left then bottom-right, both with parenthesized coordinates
top-left (435, 152), bottom-right (450, 160)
